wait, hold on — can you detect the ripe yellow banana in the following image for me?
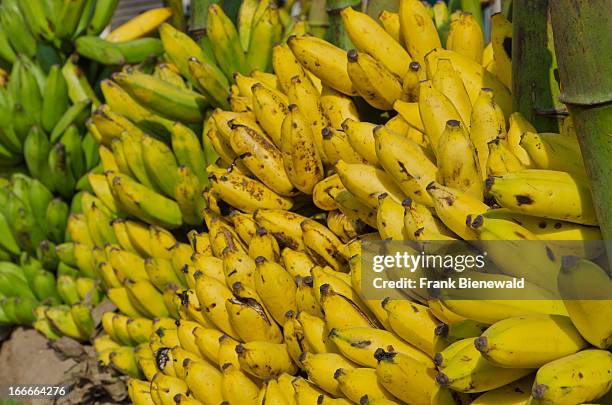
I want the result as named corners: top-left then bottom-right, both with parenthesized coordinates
top-left (490, 13), bottom-right (512, 90)
top-left (300, 352), bottom-right (357, 397)
top-left (124, 279), bottom-right (169, 318)
top-left (287, 35), bottom-right (356, 96)
top-left (182, 358), bottom-right (223, 405)
top-left (301, 220), bottom-right (347, 271)
top-left (347, 49), bottom-right (405, 111)
top-left (379, 10), bottom-right (402, 46)
top-left (402, 61), bottom-right (426, 102)
top-left (446, 12), bottom-right (484, 64)
top-left (253, 209), bottom-right (309, 251)
top-left (376, 194), bottom-right (409, 240)
top-left (486, 138), bottom-right (525, 176)
top-left (333, 190), bottom-right (379, 229)
top-left (486, 169), bottom-right (597, 225)
top-left (382, 298), bottom-right (439, 357)
top-left (320, 284), bottom-right (377, 330)
top-left (280, 104), bottom-right (325, 194)
top-left (334, 367), bottom-right (397, 404)
top-left (272, 43), bottom-right (312, 94)
top-left (313, 174), bottom-right (345, 211)
top-left (432, 58), bottom-right (472, 126)
top-left (435, 342), bottom-right (532, 393)
top-left (375, 349), bottom-right (436, 405)
top-left (220, 363), bottom-right (261, 405)
top-left (342, 119), bottom-right (380, 167)
top-left (225, 293), bottom-right (283, 343)
top-left (236, 341), bottom-right (298, 379)
top-left (329, 327), bottom-right (432, 368)
top-left (520, 131), bottom-right (586, 176)
top-left (418, 80), bottom-right (463, 155)
top-left (335, 160), bottom-right (406, 208)
top-left (251, 82), bottom-right (288, 148)
top-left (342, 7), bottom-right (411, 78)
top-left (402, 198), bottom-right (456, 241)
top-left (248, 227), bottom-right (280, 262)
top-left (436, 120), bottom-right (484, 200)
top-left (529, 349), bottom-right (612, 405)
top-left (426, 181), bottom-right (488, 239)
top-left (322, 127), bottom-right (366, 165)
top-left (281, 248), bottom-right (316, 279)
top-left (399, 0), bottom-right (442, 63)
top-left (374, 125), bottom-right (437, 205)
top-left (107, 7), bottom-right (172, 42)
top-left (320, 86), bottom-right (360, 130)
top-left (558, 257), bottom-right (612, 349)
top-left (252, 256), bottom-right (296, 324)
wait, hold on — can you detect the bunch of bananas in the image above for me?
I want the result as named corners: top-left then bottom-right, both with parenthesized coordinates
top-left (0, 55), bottom-right (101, 191)
top-left (60, 1), bottom-right (609, 404)
top-left (0, 0), bottom-right (118, 65)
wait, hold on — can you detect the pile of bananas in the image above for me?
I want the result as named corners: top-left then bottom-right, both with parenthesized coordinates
top-left (0, 0), bottom-right (118, 65)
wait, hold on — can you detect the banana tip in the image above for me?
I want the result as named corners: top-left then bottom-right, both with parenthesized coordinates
top-left (484, 177), bottom-right (495, 190)
top-left (435, 372), bottom-right (450, 387)
top-left (561, 255), bottom-right (579, 272)
top-left (433, 352), bottom-right (444, 367)
top-left (434, 323), bottom-right (449, 338)
top-left (532, 384), bottom-right (547, 399)
top-left (381, 296), bottom-right (390, 308)
top-left (374, 348), bottom-right (396, 363)
top-left (474, 336), bottom-right (488, 353)
top-left (347, 49), bottom-right (359, 62)
top-left (333, 368), bottom-right (344, 379)
top-left (235, 344), bottom-right (245, 354)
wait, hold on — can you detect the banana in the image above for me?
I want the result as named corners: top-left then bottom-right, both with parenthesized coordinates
top-left (334, 367), bottom-right (397, 404)
top-left (193, 273), bottom-right (240, 339)
top-left (375, 349), bottom-right (436, 405)
top-left (300, 352), bottom-right (356, 397)
top-left (486, 169), bottom-right (597, 225)
top-left (292, 377), bottom-right (327, 405)
top-left (379, 10), bottom-right (402, 45)
top-left (151, 373), bottom-right (190, 405)
top-left (220, 363), bottom-right (260, 405)
top-left (41, 65), bottom-right (70, 134)
top-left (342, 119), bottom-right (379, 167)
top-left (469, 376), bottom-right (532, 405)
top-left (333, 190), bottom-right (378, 229)
top-left (251, 82), bottom-right (288, 148)
top-left (237, 0), bottom-right (258, 50)
top-left (434, 337), bottom-right (474, 371)
top-left (182, 358), bottom-right (223, 405)
top-left (204, 210), bottom-right (247, 256)
top-left (109, 346), bottom-right (143, 378)
top-left (236, 341), bottom-right (297, 379)
top-left (319, 283), bottom-right (377, 330)
top-left (322, 127), bottom-right (366, 165)
top-left (558, 257), bottom-right (612, 349)
top-left (280, 104), bottom-right (324, 194)
top-left (253, 256), bottom-right (297, 323)
top-left (301, 220), bottom-right (347, 271)
top-left (313, 175), bottom-right (345, 211)
top-left (127, 379), bottom-right (155, 405)
top-left (282, 248), bottom-right (316, 279)
top-left (342, 7), bottom-right (411, 79)
top-left (374, 125), bottom-right (436, 205)
top-left (45, 305), bottom-right (86, 340)
top-left (187, 57), bottom-right (230, 110)
top-left (418, 80), bottom-right (463, 155)
top-left (436, 119), bottom-right (483, 199)
top-left (253, 209), bottom-right (308, 251)
top-left (141, 134), bottom-right (179, 198)
top-left (486, 138), bottom-right (525, 176)
top-left (520, 131), bottom-right (586, 176)
top-left (375, 194), bottom-right (407, 240)
top-left (474, 314), bottom-right (587, 369)
top-left (113, 72), bottom-right (207, 124)
top-left (402, 198), bottom-right (455, 241)
top-left (246, 4), bottom-right (281, 74)
top-left (335, 160), bottom-right (406, 208)
top-left (490, 14), bottom-right (512, 90)
top-left (393, 100), bottom-right (425, 133)
top-left (207, 4), bottom-right (247, 79)
top-left (435, 341), bottom-right (532, 394)
top-left (249, 227), bottom-right (280, 262)
top-left (329, 327), bottom-right (433, 368)
top-left (107, 7), bottom-right (172, 43)
top-left (286, 75), bottom-right (329, 160)
top-left (124, 279), bottom-right (169, 318)
top-left (226, 292), bottom-right (283, 343)
top-left (86, 0), bottom-right (118, 35)
top-left (228, 122), bottom-right (295, 196)
top-left (446, 12), bottom-right (484, 64)
top-left (402, 62), bottom-right (426, 102)
top-left (287, 35), bottom-right (356, 96)
top-left (426, 181), bottom-right (488, 239)
top-left (346, 50), bottom-right (405, 111)
top-left (174, 166), bottom-right (205, 226)
top-left (433, 320), bottom-right (488, 355)
top-left (222, 249), bottom-right (256, 289)
top-left (382, 298), bottom-right (439, 357)
top-left (108, 172), bottom-right (183, 229)
top-left (272, 43), bottom-right (311, 94)
top-left (0, 0), bottom-right (36, 57)
top-left (399, 0), bottom-right (441, 63)
top-left (507, 112), bottom-right (537, 166)
top-left (432, 58), bottom-right (472, 126)
top-left (529, 349), bottom-right (612, 405)
top-left (320, 86), bottom-right (360, 131)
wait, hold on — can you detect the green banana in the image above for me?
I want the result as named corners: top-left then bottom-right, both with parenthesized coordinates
top-left (86, 0), bottom-right (118, 35)
top-left (171, 123), bottom-right (208, 185)
top-left (48, 142), bottom-right (76, 198)
top-left (46, 198), bottom-right (69, 243)
top-left (207, 4), bottom-right (247, 79)
top-left (50, 100), bottom-right (90, 143)
top-left (42, 65), bottom-right (70, 133)
top-left (188, 57), bottom-right (230, 110)
top-left (55, 0), bottom-right (88, 39)
top-left (23, 127), bottom-right (54, 189)
top-left (141, 135), bottom-right (180, 198)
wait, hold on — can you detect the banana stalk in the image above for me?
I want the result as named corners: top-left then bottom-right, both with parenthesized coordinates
top-left (326, 0), bottom-right (359, 50)
top-left (550, 0), bottom-right (612, 264)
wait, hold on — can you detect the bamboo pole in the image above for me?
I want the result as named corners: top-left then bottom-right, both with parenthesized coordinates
top-left (308, 0), bottom-right (329, 39)
top-left (550, 0), bottom-right (612, 252)
top-left (164, 0), bottom-right (187, 31)
top-left (511, 0), bottom-right (564, 133)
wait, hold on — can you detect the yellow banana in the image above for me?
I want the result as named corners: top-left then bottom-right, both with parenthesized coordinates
top-left (281, 248), bottom-right (315, 279)
top-left (436, 119), bottom-right (483, 199)
top-left (402, 61), bottom-right (426, 102)
top-left (301, 220), bottom-right (347, 271)
top-left (124, 279), bottom-right (170, 318)
top-left (469, 376), bottom-right (532, 405)
top-left (272, 43), bottom-right (311, 94)
top-left (251, 82), bottom-right (289, 148)
top-left (182, 358), bottom-right (223, 405)
top-left (320, 86), bottom-right (360, 130)
top-left (335, 160), bottom-right (406, 208)
top-left (375, 349), bottom-right (436, 405)
top-left (207, 4), bottom-right (247, 79)
top-left (253, 209), bottom-right (308, 251)
top-left (342, 119), bottom-right (379, 167)
top-left (426, 181), bottom-right (488, 239)
top-left (227, 212), bottom-right (257, 246)
top-left (334, 367), bottom-right (397, 404)
top-left (193, 273), bottom-right (239, 339)
top-left (558, 257), bottom-right (612, 349)
top-left (313, 174), bottom-right (345, 211)
top-left (249, 227), bottom-right (280, 262)
top-left (529, 349), bottom-right (612, 405)
top-left (220, 363), bottom-right (260, 405)
top-left (486, 169), bottom-right (597, 225)
top-left (204, 209), bottom-right (247, 257)
top-left (486, 138), bottom-right (525, 176)
top-left (399, 0), bottom-right (441, 63)
top-left (403, 198), bottom-right (456, 241)
top-left (333, 190), bottom-right (379, 229)
top-left (300, 352), bottom-right (357, 397)
top-left (150, 373), bottom-right (190, 405)
top-left (379, 11), bottom-right (402, 46)
top-left (520, 131), bottom-right (586, 176)
top-left (490, 14), bottom-right (512, 90)
top-left (346, 49), bottom-right (405, 111)
top-left (287, 34), bottom-right (356, 96)
top-left (373, 125), bottom-right (436, 205)
top-left (107, 7), bottom-right (172, 42)
top-left (376, 194), bottom-right (409, 240)
top-left (222, 249), bottom-right (257, 289)
top-left (319, 283), bottom-right (377, 330)
top-left (322, 127), bottom-right (366, 165)
top-left (393, 100), bottom-right (425, 133)
top-left (342, 7), bottom-right (411, 78)
top-left (418, 80), bottom-right (463, 155)
top-left (253, 256), bottom-right (297, 323)
top-left (327, 210), bottom-right (369, 243)
top-left (382, 298), bottom-right (439, 357)
top-left (225, 292), bottom-right (283, 343)
top-left (236, 341), bottom-right (298, 379)
top-left (193, 327), bottom-right (224, 365)
top-left (446, 12), bottom-right (484, 64)
top-left (329, 327), bottom-right (433, 368)
top-left (280, 104), bottom-right (325, 194)
top-left (432, 58), bottom-right (472, 126)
